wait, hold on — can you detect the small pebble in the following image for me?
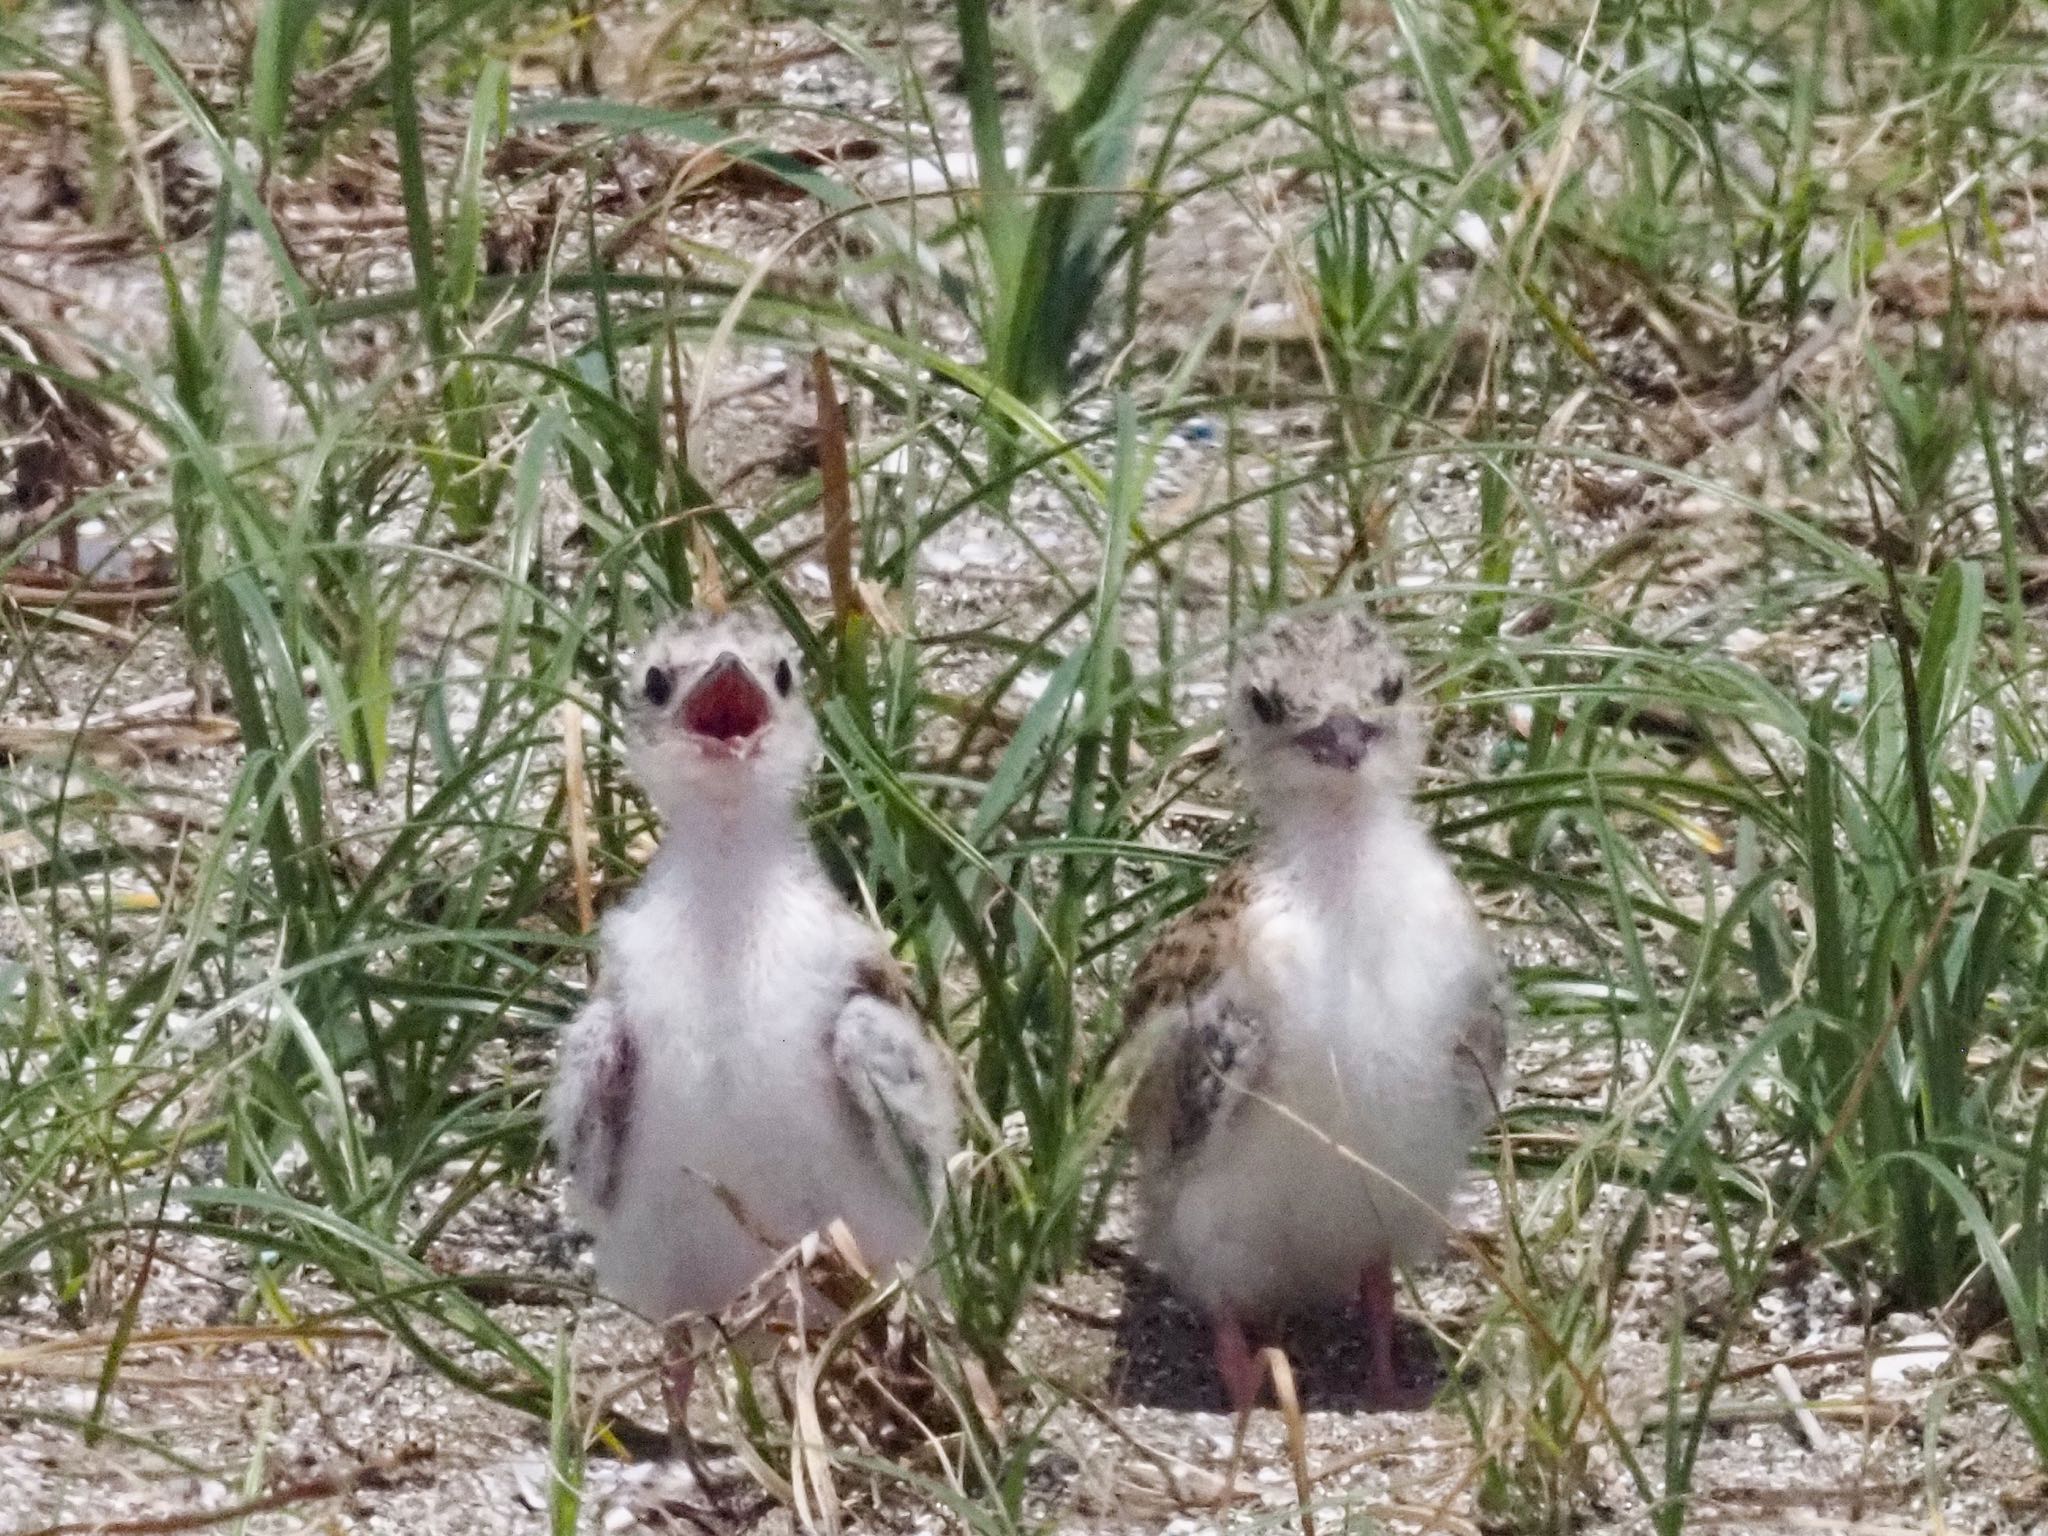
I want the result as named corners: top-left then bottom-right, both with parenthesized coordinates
top-left (1872, 1331), bottom-right (1952, 1384)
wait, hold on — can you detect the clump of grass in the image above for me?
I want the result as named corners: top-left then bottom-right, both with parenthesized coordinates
top-left (1758, 559), bottom-right (2046, 1309)
top-left (951, 0), bottom-right (1191, 414)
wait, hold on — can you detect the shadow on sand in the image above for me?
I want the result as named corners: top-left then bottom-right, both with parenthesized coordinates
top-left (1107, 1260), bottom-right (1448, 1414)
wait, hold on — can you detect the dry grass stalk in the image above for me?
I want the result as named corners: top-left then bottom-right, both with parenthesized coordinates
top-left (676, 1217), bottom-right (998, 1532)
top-left (811, 347), bottom-right (863, 631)
top-left (559, 698), bottom-right (596, 942)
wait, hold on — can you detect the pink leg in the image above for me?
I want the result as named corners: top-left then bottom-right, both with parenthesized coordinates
top-left (1212, 1309), bottom-right (1265, 1413)
top-left (658, 1327), bottom-right (730, 1506)
top-left (663, 1349), bottom-right (696, 1430)
top-left (661, 1321), bottom-right (715, 1479)
top-left (1359, 1260), bottom-right (1434, 1410)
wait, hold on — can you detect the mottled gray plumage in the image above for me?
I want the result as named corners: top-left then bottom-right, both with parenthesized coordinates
top-left (1235, 608), bottom-right (1409, 708)
top-left (1125, 863), bottom-right (1266, 1162)
top-left (831, 978), bottom-right (956, 1208)
top-left (1452, 963), bottom-right (1512, 1131)
top-left (549, 991), bottom-right (637, 1217)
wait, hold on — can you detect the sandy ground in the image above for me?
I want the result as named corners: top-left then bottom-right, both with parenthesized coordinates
top-left (6, 1173), bottom-right (2046, 1533)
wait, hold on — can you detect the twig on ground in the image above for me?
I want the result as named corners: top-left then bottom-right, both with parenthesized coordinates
top-left (1771, 1362), bottom-right (1833, 1454)
top-left (1677, 301), bottom-right (1864, 461)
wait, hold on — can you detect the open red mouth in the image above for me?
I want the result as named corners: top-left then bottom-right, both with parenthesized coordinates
top-left (678, 654), bottom-right (771, 745)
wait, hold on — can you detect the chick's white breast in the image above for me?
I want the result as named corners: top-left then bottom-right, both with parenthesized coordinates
top-left (584, 885), bottom-right (934, 1319)
top-left (1153, 864), bottom-right (1488, 1314)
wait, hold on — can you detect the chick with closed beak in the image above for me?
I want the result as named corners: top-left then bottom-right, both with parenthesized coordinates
top-left (1122, 604), bottom-right (1510, 1412)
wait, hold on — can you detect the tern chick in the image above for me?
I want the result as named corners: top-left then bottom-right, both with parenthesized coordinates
top-left (1123, 605), bottom-right (1508, 1411)
top-left (549, 610), bottom-right (958, 1427)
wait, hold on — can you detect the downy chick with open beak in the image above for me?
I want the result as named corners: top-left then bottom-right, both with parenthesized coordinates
top-left (548, 611), bottom-right (958, 1423)
top-left (1122, 605), bottom-right (1509, 1412)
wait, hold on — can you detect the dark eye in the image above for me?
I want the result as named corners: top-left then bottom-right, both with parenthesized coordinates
top-left (1378, 675), bottom-right (1405, 705)
top-left (643, 666), bottom-right (672, 707)
top-left (774, 658), bottom-right (795, 697)
top-left (1246, 685), bottom-right (1284, 725)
